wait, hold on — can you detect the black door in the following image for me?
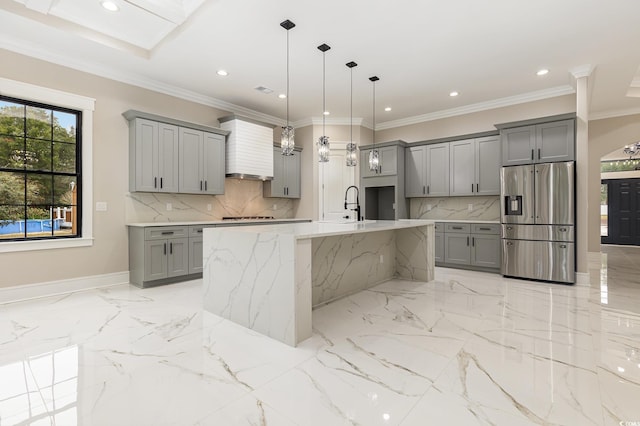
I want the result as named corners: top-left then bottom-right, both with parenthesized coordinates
top-left (602, 178), bottom-right (640, 245)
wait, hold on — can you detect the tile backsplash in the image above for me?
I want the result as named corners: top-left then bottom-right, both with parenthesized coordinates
top-left (410, 196), bottom-right (500, 221)
top-left (126, 178), bottom-right (293, 223)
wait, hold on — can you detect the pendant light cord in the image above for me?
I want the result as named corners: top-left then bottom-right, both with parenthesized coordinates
top-left (372, 80), bottom-right (375, 147)
top-left (322, 51), bottom-right (326, 136)
top-left (350, 66), bottom-right (353, 145)
top-left (286, 29), bottom-right (290, 132)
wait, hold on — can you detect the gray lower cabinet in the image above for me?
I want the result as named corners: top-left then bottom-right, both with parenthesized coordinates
top-left (437, 222), bottom-right (500, 271)
top-left (130, 225), bottom-right (199, 288)
top-left (188, 225), bottom-right (215, 274)
top-left (434, 223), bottom-right (444, 263)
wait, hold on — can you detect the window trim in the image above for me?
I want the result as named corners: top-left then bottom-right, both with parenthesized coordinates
top-left (0, 78), bottom-right (95, 252)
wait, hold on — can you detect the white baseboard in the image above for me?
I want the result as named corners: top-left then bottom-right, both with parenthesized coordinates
top-left (0, 271), bottom-right (130, 304)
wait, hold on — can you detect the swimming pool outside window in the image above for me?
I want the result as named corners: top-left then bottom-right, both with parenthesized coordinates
top-left (0, 95), bottom-right (82, 241)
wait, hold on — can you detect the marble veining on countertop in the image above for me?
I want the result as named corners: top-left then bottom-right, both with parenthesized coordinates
top-left (205, 219), bottom-right (434, 239)
top-left (127, 218), bottom-right (312, 227)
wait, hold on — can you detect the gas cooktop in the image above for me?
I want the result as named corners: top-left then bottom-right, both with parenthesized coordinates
top-left (221, 216), bottom-right (275, 220)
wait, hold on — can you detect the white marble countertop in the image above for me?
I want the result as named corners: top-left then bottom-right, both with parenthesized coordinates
top-left (127, 218), bottom-right (312, 227)
top-left (433, 219), bottom-right (500, 224)
top-left (205, 219), bottom-right (435, 240)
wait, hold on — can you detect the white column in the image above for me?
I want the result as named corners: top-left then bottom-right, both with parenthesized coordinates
top-left (571, 65), bottom-right (594, 282)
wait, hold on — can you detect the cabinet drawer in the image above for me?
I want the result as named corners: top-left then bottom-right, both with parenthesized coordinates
top-left (471, 223), bottom-right (500, 235)
top-left (145, 226), bottom-right (188, 240)
top-left (444, 223), bottom-right (470, 233)
top-left (189, 225), bottom-right (215, 237)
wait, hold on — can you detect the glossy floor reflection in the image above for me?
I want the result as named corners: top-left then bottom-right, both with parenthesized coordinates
top-left (1, 246), bottom-right (639, 425)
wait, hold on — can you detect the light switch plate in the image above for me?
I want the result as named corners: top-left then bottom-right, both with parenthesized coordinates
top-left (207, 204), bottom-right (212, 211)
top-left (468, 204), bottom-right (473, 212)
top-left (166, 203), bottom-right (172, 211)
top-left (427, 204), bottom-right (432, 211)
top-left (95, 202), bottom-right (107, 211)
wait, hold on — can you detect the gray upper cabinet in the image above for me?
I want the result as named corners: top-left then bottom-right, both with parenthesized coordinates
top-left (502, 119), bottom-right (574, 166)
top-left (426, 143), bottom-right (450, 197)
top-left (405, 146), bottom-right (426, 197)
top-left (179, 128), bottom-right (225, 195)
top-left (449, 139), bottom-right (475, 196)
top-left (125, 110), bottom-right (228, 195)
top-left (264, 147), bottom-right (301, 198)
top-left (129, 118), bottom-right (179, 193)
top-left (362, 146), bottom-right (398, 177)
top-left (475, 136), bottom-right (501, 195)
top-left (450, 136), bottom-right (501, 196)
top-left (405, 143), bottom-right (449, 197)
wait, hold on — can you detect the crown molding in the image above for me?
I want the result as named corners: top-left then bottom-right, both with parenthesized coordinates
top-left (0, 37), bottom-right (286, 126)
top-left (376, 85), bottom-right (576, 130)
top-left (570, 64), bottom-right (595, 79)
top-left (590, 107), bottom-right (640, 121)
top-left (293, 117), bottom-right (364, 128)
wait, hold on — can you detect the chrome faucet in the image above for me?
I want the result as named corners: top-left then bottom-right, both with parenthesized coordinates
top-left (344, 185), bottom-right (362, 221)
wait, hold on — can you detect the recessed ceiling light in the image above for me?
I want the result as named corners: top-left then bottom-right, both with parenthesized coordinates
top-left (323, 111), bottom-right (330, 115)
top-left (537, 69), bottom-right (549, 76)
top-left (216, 70), bottom-right (228, 76)
top-left (278, 94), bottom-right (286, 99)
top-left (449, 91), bottom-right (459, 97)
top-left (384, 107), bottom-right (392, 112)
top-left (101, 1), bottom-right (119, 12)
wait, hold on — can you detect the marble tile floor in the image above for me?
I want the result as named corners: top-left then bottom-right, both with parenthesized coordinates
top-left (1, 246), bottom-right (639, 425)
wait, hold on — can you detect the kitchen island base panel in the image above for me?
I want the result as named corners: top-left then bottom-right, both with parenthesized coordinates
top-left (203, 221), bottom-right (434, 346)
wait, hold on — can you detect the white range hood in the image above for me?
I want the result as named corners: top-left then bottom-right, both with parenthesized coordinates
top-left (219, 116), bottom-right (275, 180)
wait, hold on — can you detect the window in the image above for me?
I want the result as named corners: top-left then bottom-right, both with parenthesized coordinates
top-left (0, 96), bottom-right (81, 241)
top-left (0, 78), bottom-right (94, 252)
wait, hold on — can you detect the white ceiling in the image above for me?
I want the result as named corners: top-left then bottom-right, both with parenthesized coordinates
top-left (2, 0), bottom-right (640, 128)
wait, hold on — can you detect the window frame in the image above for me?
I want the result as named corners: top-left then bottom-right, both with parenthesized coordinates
top-left (0, 78), bottom-right (94, 253)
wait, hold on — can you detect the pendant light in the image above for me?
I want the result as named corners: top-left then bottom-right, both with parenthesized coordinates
top-left (280, 19), bottom-right (295, 156)
top-left (346, 61), bottom-right (358, 167)
top-left (368, 76), bottom-right (380, 172)
top-left (317, 43), bottom-right (331, 163)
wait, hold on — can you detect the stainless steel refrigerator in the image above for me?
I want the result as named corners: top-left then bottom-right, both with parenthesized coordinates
top-left (500, 161), bottom-right (575, 284)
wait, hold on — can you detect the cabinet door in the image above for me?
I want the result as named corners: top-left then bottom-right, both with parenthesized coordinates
top-left (158, 123), bottom-right (179, 193)
top-left (144, 240), bottom-right (167, 281)
top-left (188, 237), bottom-right (203, 274)
top-left (444, 233), bottom-right (471, 265)
top-left (134, 118), bottom-right (159, 192)
top-left (471, 234), bottom-right (500, 268)
top-left (475, 136), bottom-right (501, 195)
top-left (378, 146), bottom-right (397, 176)
top-left (179, 128), bottom-right (204, 193)
top-left (426, 143), bottom-right (450, 197)
top-left (501, 126), bottom-right (535, 166)
top-left (405, 146), bottom-right (426, 197)
top-left (536, 120), bottom-right (575, 163)
top-left (203, 132), bottom-right (225, 194)
top-left (285, 151), bottom-right (301, 198)
top-left (449, 139), bottom-right (475, 196)
top-left (268, 148), bottom-right (287, 197)
top-left (360, 149), bottom-right (377, 178)
top-left (167, 237), bottom-right (189, 278)
top-left (434, 232), bottom-right (444, 263)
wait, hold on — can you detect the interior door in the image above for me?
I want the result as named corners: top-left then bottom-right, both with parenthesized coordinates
top-left (602, 178), bottom-right (640, 245)
top-left (320, 143), bottom-right (357, 221)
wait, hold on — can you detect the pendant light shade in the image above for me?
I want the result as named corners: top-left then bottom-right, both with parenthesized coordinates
top-left (317, 43), bottom-right (331, 163)
top-left (280, 19), bottom-right (295, 156)
top-left (368, 76), bottom-right (380, 172)
top-left (346, 61), bottom-right (358, 167)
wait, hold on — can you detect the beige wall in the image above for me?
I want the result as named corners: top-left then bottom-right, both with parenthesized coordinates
top-left (0, 49), bottom-right (287, 288)
top-left (376, 95), bottom-right (576, 143)
top-left (588, 114), bottom-right (640, 252)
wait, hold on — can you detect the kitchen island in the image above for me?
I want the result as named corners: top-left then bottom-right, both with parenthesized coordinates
top-left (202, 220), bottom-right (434, 346)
